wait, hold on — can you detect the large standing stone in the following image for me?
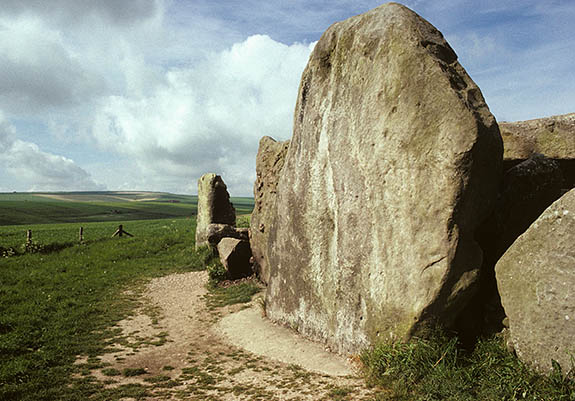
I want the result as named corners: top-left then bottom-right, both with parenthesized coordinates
top-left (495, 188), bottom-right (575, 374)
top-left (265, 3), bottom-right (503, 353)
top-left (195, 173), bottom-right (236, 248)
top-left (250, 136), bottom-right (290, 284)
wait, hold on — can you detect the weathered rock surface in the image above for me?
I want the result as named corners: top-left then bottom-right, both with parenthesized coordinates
top-left (501, 113), bottom-right (575, 160)
top-left (195, 173), bottom-right (236, 248)
top-left (217, 238), bottom-right (253, 280)
top-left (495, 188), bottom-right (575, 374)
top-left (496, 154), bottom-right (565, 252)
top-left (250, 136), bottom-right (290, 284)
top-left (501, 113), bottom-right (575, 190)
top-left (459, 154), bottom-right (565, 342)
top-left (265, 3), bottom-right (503, 353)
top-left (205, 224), bottom-right (249, 248)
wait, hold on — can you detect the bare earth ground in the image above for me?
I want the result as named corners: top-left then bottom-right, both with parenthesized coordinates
top-left (77, 271), bottom-right (379, 400)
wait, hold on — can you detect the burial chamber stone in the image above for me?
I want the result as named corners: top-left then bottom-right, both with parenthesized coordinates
top-left (495, 188), bottom-right (575, 375)
top-left (265, 2), bottom-right (503, 353)
top-left (250, 136), bottom-right (290, 284)
top-left (195, 173), bottom-right (236, 249)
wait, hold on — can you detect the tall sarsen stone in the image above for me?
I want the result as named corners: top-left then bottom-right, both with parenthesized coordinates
top-left (250, 136), bottom-right (290, 284)
top-left (265, 3), bottom-right (503, 353)
top-left (195, 173), bottom-right (236, 249)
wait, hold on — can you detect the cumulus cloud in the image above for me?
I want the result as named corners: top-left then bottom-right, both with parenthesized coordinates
top-left (0, 112), bottom-right (103, 192)
top-left (91, 35), bottom-right (313, 195)
top-left (0, 0), bottom-right (161, 27)
top-left (1, 0), bottom-right (573, 195)
top-left (0, 16), bottom-right (108, 114)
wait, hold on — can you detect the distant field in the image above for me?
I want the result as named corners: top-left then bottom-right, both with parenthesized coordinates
top-left (0, 192), bottom-right (254, 226)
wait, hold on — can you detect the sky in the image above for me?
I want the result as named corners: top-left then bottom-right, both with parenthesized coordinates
top-left (0, 0), bottom-right (574, 196)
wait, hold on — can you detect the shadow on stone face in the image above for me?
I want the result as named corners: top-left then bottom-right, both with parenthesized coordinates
top-left (457, 154), bottom-right (566, 347)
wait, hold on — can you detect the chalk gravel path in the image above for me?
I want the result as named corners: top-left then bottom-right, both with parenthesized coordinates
top-left (77, 271), bottom-right (378, 400)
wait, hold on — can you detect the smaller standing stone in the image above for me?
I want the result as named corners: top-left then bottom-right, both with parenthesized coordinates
top-left (195, 173), bottom-right (236, 248)
top-left (495, 188), bottom-right (575, 374)
top-left (217, 238), bottom-right (253, 280)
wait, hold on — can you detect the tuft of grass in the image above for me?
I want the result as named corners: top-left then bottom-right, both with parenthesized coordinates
top-left (101, 368), bottom-right (121, 377)
top-left (207, 260), bottom-right (228, 286)
top-left (361, 330), bottom-right (575, 400)
top-left (206, 281), bottom-right (261, 308)
top-left (236, 214), bottom-right (251, 228)
top-left (327, 386), bottom-right (354, 400)
top-left (122, 367), bottom-right (147, 377)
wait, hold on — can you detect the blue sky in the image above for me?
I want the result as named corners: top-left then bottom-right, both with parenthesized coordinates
top-left (0, 0), bottom-right (574, 195)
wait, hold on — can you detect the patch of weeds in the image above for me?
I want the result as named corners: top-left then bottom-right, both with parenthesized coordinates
top-left (228, 366), bottom-right (245, 375)
top-left (361, 330), bottom-right (575, 400)
top-left (287, 363), bottom-right (312, 383)
top-left (147, 331), bottom-right (169, 346)
top-left (327, 386), bottom-right (354, 400)
top-left (101, 368), bottom-right (121, 376)
top-left (122, 367), bottom-right (147, 377)
top-left (156, 379), bottom-right (182, 388)
top-left (162, 365), bottom-right (175, 371)
top-left (196, 371), bottom-right (218, 386)
top-left (206, 281), bottom-right (261, 307)
top-left (181, 366), bottom-right (200, 374)
top-left (236, 214), bottom-right (251, 228)
top-left (207, 260), bottom-right (228, 286)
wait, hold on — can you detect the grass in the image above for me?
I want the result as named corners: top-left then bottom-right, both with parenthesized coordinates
top-left (0, 191), bottom-right (254, 226)
top-left (4, 193), bottom-right (573, 400)
top-left (206, 282), bottom-right (261, 308)
top-left (361, 330), bottom-right (575, 400)
top-left (0, 217), bottom-right (206, 400)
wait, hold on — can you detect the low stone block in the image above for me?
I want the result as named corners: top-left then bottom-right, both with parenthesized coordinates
top-left (218, 238), bottom-right (253, 280)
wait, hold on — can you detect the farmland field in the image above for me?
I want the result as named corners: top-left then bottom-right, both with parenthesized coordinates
top-left (0, 191), bottom-right (254, 226)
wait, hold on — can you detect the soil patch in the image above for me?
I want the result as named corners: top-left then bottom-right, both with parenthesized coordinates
top-left (77, 271), bottom-right (377, 400)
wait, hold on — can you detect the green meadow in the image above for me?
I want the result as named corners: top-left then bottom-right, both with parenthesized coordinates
top-left (1, 192), bottom-right (574, 400)
top-left (0, 192), bottom-right (254, 400)
top-left (0, 191), bottom-right (254, 226)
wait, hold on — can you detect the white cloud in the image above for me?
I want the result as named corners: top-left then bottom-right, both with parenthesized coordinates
top-left (0, 0), bottom-right (162, 27)
top-left (0, 112), bottom-right (104, 192)
top-left (0, 15), bottom-right (108, 114)
top-left (90, 35), bottom-right (313, 195)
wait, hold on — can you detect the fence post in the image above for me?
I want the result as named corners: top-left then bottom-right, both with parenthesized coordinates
top-left (26, 230), bottom-right (32, 246)
top-left (79, 227), bottom-right (84, 242)
top-left (112, 224), bottom-right (133, 238)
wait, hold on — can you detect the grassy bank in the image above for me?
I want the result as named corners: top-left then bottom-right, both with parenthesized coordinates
top-left (361, 331), bottom-right (575, 400)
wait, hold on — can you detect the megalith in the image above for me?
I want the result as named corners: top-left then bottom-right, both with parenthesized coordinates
top-left (250, 136), bottom-right (290, 284)
top-left (265, 2), bottom-right (503, 353)
top-left (495, 188), bottom-right (575, 374)
top-left (218, 238), bottom-right (253, 280)
top-left (195, 173), bottom-right (236, 248)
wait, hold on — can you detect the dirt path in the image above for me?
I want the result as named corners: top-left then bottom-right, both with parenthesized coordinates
top-left (79, 271), bottom-right (378, 400)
